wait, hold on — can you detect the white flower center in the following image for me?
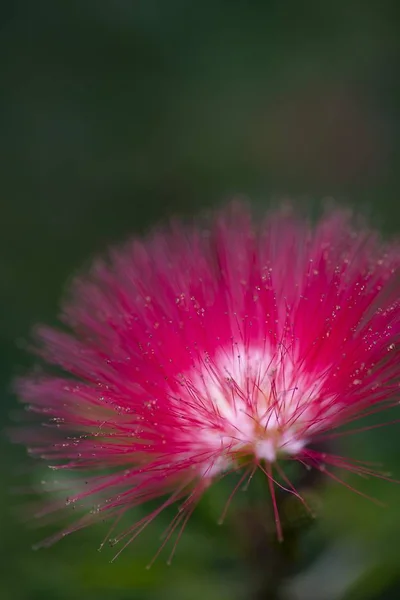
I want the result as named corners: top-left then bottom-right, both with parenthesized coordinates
top-left (178, 345), bottom-right (333, 475)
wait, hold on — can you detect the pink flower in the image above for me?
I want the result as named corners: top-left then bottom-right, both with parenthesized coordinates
top-left (15, 203), bottom-right (400, 557)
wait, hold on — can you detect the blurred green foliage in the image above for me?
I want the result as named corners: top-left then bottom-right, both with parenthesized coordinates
top-left (2, 2), bottom-right (400, 599)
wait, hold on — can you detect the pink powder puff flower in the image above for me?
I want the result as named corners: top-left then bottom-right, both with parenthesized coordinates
top-left (14, 203), bottom-right (400, 558)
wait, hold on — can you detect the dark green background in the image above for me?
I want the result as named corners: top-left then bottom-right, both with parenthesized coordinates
top-left (2, 2), bottom-right (400, 599)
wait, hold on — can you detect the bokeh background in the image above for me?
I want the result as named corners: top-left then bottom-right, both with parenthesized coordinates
top-left (2, 2), bottom-right (400, 599)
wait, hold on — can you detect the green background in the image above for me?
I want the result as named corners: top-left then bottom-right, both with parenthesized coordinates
top-left (2, 2), bottom-right (400, 599)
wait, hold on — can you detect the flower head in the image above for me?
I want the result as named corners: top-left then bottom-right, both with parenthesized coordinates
top-left (15, 203), bottom-right (400, 554)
